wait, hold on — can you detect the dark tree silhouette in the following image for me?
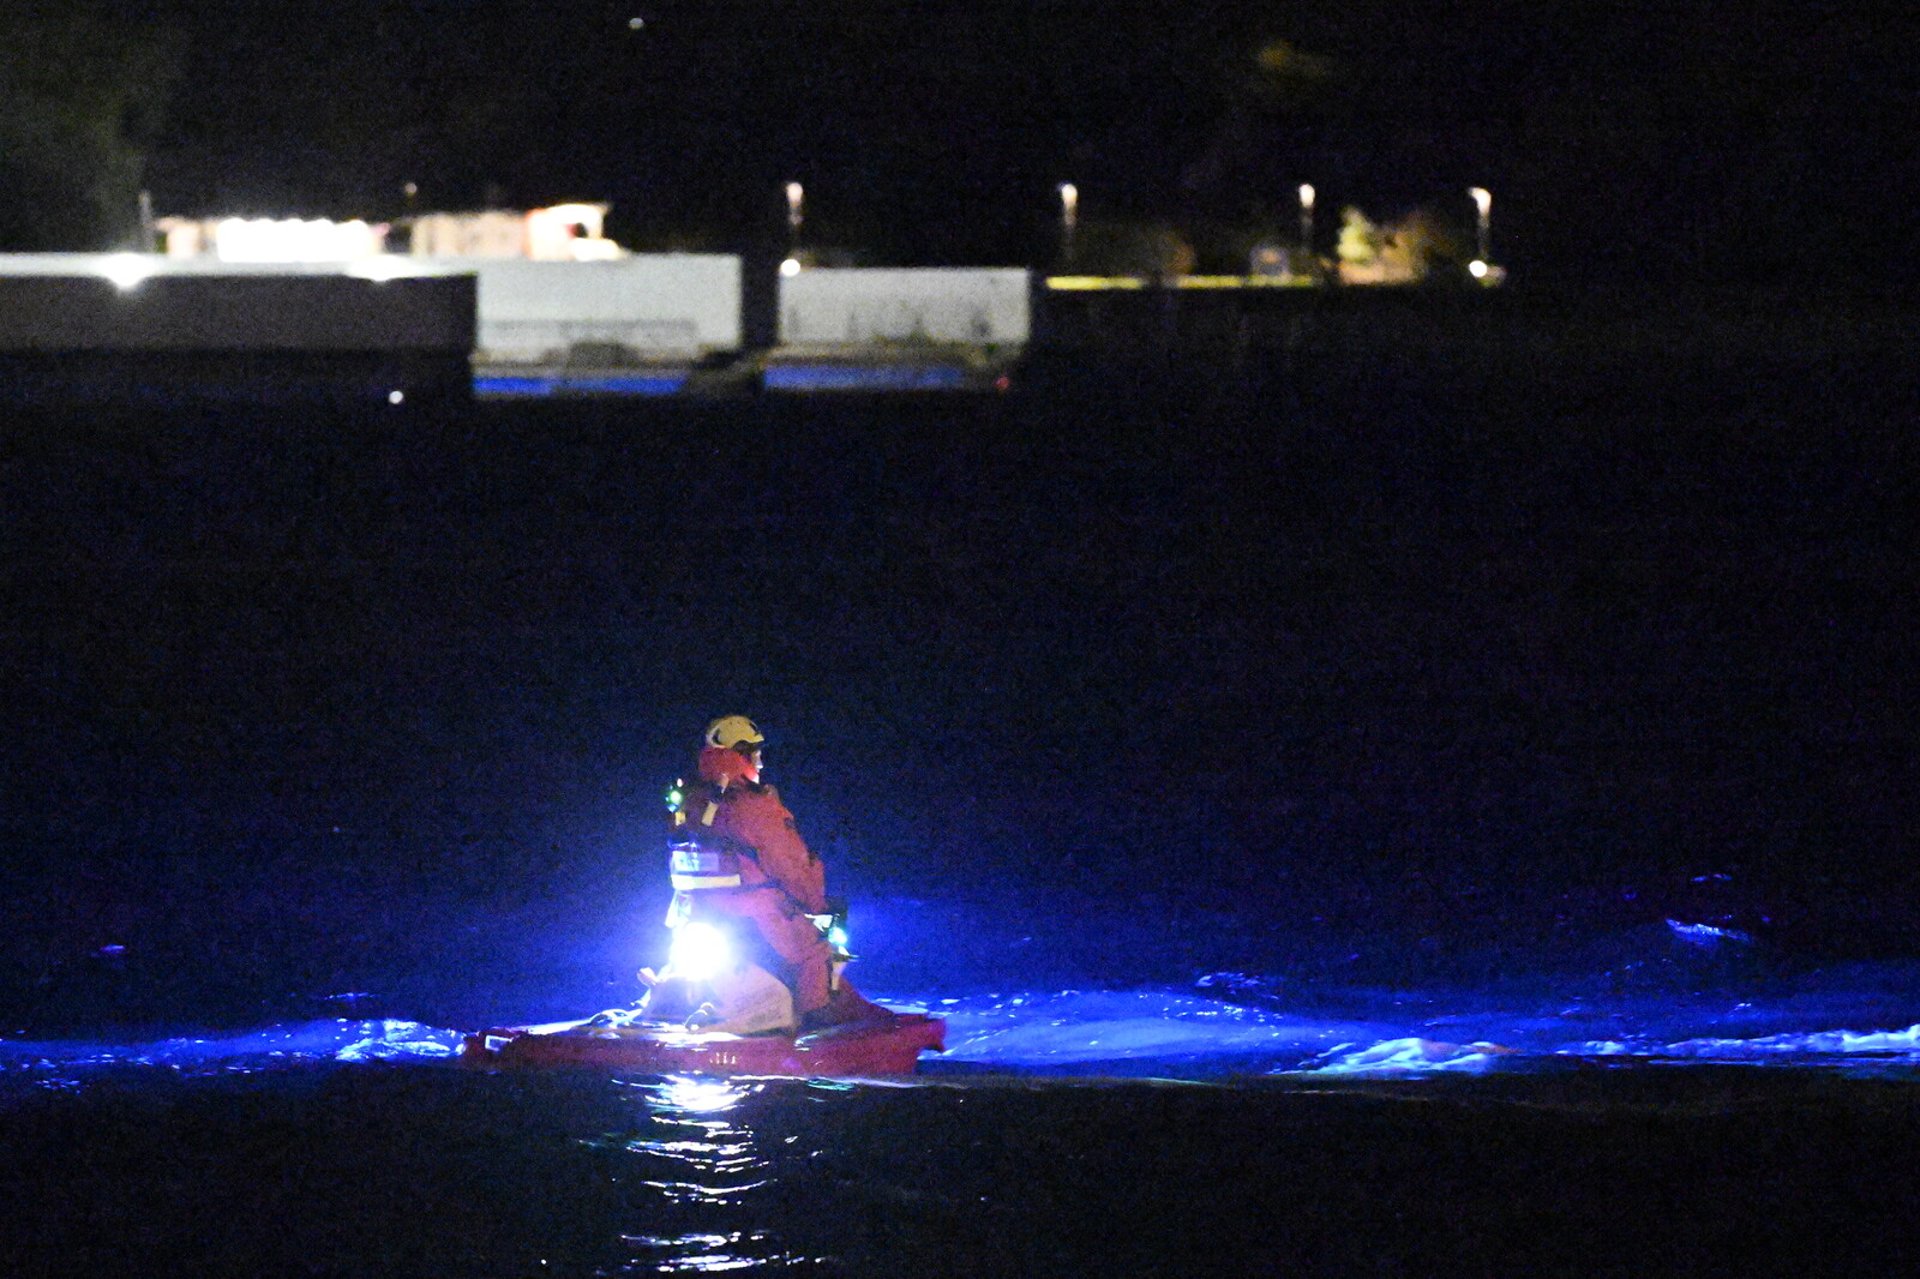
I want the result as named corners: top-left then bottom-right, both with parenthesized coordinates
top-left (0, 9), bottom-right (183, 250)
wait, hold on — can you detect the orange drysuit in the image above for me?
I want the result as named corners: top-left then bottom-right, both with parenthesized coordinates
top-left (668, 771), bottom-right (836, 1018)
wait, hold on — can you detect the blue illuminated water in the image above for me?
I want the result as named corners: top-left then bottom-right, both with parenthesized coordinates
top-left (12, 977), bottom-right (1920, 1088)
top-left (8, 894), bottom-right (1920, 1090)
top-left (6, 896), bottom-right (1920, 1275)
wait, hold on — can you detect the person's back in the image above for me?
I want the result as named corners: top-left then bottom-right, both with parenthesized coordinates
top-left (663, 716), bottom-right (872, 1029)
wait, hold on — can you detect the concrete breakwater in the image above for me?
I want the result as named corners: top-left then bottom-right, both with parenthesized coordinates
top-left (0, 264), bottom-right (476, 406)
top-left (2, 252), bottom-right (1905, 404)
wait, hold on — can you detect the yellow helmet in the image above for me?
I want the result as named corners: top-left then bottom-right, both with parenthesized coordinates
top-left (703, 715), bottom-right (765, 752)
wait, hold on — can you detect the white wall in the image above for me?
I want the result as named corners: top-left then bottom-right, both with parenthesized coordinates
top-left (456, 256), bottom-right (742, 361)
top-left (0, 256), bottom-right (472, 353)
top-left (0, 253), bottom-right (742, 360)
top-left (779, 268), bottom-right (1030, 346)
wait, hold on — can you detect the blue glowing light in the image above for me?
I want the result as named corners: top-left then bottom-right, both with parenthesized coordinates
top-left (473, 373), bottom-right (690, 397)
top-left (761, 363), bottom-right (975, 391)
top-left (668, 922), bottom-right (732, 982)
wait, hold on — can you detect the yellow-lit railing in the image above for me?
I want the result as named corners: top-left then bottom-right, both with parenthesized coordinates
top-left (1043, 274), bottom-right (1319, 291)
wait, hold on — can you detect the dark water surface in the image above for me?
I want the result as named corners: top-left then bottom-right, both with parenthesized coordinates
top-left (8, 1061), bottom-right (1920, 1277)
top-left (8, 343), bottom-right (1915, 1002)
top-left (4, 294), bottom-right (1917, 1273)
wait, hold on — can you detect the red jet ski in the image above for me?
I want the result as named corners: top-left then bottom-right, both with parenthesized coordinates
top-left (461, 916), bottom-right (944, 1077)
top-left (461, 1004), bottom-right (945, 1077)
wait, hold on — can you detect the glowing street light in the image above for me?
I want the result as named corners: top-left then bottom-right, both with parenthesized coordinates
top-left (785, 180), bottom-right (804, 245)
top-left (1057, 182), bottom-right (1078, 266)
top-left (780, 181), bottom-right (806, 273)
top-left (97, 252), bottom-right (158, 291)
top-left (1298, 183), bottom-right (1316, 257)
top-left (1469, 186), bottom-right (1492, 264)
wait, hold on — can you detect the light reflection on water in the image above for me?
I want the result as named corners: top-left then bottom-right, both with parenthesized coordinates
top-left (655, 1076), bottom-right (760, 1115)
top-left (602, 1076), bottom-right (816, 1273)
top-left (615, 1232), bottom-right (781, 1273)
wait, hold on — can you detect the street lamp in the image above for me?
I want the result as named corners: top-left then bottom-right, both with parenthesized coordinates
top-left (1298, 183), bottom-right (1315, 260)
top-left (1469, 186), bottom-right (1492, 265)
top-left (1057, 182), bottom-right (1078, 267)
top-left (785, 180), bottom-right (804, 249)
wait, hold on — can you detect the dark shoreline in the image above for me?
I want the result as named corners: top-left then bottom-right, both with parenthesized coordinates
top-left (4, 281), bottom-right (1914, 407)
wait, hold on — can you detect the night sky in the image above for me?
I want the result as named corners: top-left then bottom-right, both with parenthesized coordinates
top-left (6, 2), bottom-right (1913, 285)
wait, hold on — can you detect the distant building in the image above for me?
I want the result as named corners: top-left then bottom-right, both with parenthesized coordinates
top-left (408, 204), bottom-right (623, 261)
top-left (155, 216), bottom-right (388, 262)
top-left (154, 203), bottom-right (624, 263)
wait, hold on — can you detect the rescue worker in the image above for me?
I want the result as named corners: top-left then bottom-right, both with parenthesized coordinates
top-left (663, 715), bottom-right (874, 1031)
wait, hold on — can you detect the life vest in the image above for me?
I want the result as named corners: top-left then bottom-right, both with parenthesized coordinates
top-left (667, 782), bottom-right (772, 895)
top-left (662, 773), bottom-right (841, 1017)
top-left (668, 837), bottom-right (743, 891)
